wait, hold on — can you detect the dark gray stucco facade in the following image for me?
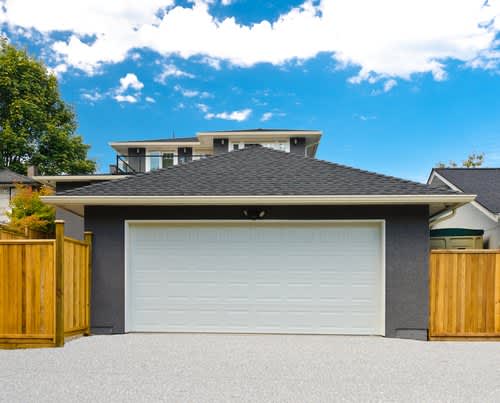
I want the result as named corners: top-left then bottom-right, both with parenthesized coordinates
top-left (85, 204), bottom-right (429, 339)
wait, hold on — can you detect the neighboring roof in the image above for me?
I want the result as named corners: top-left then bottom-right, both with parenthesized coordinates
top-left (432, 168), bottom-right (500, 214)
top-left (0, 169), bottom-right (39, 185)
top-left (111, 136), bottom-right (199, 143)
top-left (59, 147), bottom-right (460, 197)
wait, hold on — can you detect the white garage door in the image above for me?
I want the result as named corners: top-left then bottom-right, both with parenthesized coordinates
top-left (126, 221), bottom-right (385, 335)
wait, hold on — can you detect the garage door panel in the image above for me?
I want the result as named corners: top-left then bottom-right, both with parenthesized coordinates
top-left (127, 222), bottom-right (384, 335)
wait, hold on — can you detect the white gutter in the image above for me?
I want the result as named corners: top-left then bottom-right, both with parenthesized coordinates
top-left (429, 208), bottom-right (456, 227)
top-left (429, 171), bottom-right (499, 223)
top-left (42, 194), bottom-right (476, 206)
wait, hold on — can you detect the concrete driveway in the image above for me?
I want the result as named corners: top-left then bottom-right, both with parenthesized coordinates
top-left (1, 334), bottom-right (499, 402)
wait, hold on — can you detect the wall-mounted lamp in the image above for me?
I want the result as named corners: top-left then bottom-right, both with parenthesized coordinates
top-left (242, 208), bottom-right (267, 220)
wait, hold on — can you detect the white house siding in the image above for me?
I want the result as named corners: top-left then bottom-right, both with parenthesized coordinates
top-left (0, 187), bottom-right (12, 223)
top-left (432, 203), bottom-right (500, 248)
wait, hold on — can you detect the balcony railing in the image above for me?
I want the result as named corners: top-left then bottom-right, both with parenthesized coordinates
top-left (116, 154), bottom-right (210, 174)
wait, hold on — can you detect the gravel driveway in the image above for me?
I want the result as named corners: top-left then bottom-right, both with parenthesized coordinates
top-left (1, 334), bottom-right (499, 402)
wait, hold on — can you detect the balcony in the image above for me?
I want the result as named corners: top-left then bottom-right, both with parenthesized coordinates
top-left (116, 154), bottom-right (210, 174)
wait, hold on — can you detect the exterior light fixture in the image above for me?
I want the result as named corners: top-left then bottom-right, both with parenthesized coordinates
top-left (242, 208), bottom-right (267, 220)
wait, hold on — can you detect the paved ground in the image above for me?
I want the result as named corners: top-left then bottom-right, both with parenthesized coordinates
top-left (1, 334), bottom-right (500, 402)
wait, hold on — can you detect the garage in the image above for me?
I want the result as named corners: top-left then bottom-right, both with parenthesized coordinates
top-left (125, 220), bottom-right (385, 335)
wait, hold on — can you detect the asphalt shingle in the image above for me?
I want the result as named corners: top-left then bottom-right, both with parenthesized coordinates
top-left (59, 147), bottom-right (459, 197)
top-left (434, 168), bottom-right (500, 214)
top-left (0, 169), bottom-right (38, 185)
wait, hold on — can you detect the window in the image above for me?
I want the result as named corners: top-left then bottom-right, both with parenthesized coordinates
top-left (233, 144), bottom-right (240, 151)
top-left (149, 151), bottom-right (161, 171)
top-left (162, 153), bottom-right (174, 167)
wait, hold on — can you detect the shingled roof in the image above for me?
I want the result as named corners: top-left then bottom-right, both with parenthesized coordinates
top-left (0, 169), bottom-right (39, 185)
top-left (59, 147), bottom-right (458, 197)
top-left (434, 168), bottom-right (500, 214)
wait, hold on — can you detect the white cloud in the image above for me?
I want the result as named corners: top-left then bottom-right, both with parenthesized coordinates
top-left (174, 84), bottom-right (212, 98)
top-left (201, 56), bottom-right (222, 70)
top-left (260, 112), bottom-right (273, 122)
top-left (145, 96), bottom-right (156, 103)
top-left (221, 0), bottom-right (233, 6)
top-left (81, 90), bottom-right (104, 102)
top-left (48, 63), bottom-right (68, 78)
top-left (155, 63), bottom-right (195, 83)
top-left (383, 79), bottom-right (397, 92)
top-left (118, 73), bottom-right (144, 92)
top-left (114, 94), bottom-right (138, 103)
top-left (205, 108), bottom-right (252, 121)
top-left (196, 103), bottom-right (209, 112)
top-left (354, 114), bottom-right (376, 121)
top-left (2, 0), bottom-right (500, 81)
top-left (114, 73), bottom-right (143, 103)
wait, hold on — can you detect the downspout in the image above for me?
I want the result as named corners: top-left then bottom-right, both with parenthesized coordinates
top-left (429, 208), bottom-right (456, 228)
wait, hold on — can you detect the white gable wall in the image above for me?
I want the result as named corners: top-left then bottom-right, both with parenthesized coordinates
top-left (430, 175), bottom-right (500, 248)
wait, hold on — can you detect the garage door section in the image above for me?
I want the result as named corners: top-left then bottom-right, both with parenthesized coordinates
top-left (126, 221), bottom-right (384, 335)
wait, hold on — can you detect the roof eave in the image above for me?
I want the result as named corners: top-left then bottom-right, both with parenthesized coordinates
top-left (42, 194), bottom-right (476, 217)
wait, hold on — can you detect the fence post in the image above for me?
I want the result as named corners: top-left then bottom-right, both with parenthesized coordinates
top-left (55, 220), bottom-right (65, 347)
top-left (84, 231), bottom-right (93, 336)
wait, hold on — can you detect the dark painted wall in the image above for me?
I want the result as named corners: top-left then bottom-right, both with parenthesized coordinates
top-left (213, 138), bottom-right (229, 154)
top-left (56, 207), bottom-right (84, 240)
top-left (85, 205), bottom-right (430, 339)
top-left (290, 137), bottom-right (306, 156)
top-left (127, 147), bottom-right (146, 173)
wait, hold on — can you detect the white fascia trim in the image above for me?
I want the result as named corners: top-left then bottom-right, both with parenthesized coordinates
top-left (430, 171), bottom-right (498, 222)
top-left (42, 194), bottom-right (476, 206)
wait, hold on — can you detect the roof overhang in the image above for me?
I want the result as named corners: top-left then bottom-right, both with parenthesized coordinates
top-left (42, 194), bottom-right (475, 217)
top-left (428, 171), bottom-right (499, 222)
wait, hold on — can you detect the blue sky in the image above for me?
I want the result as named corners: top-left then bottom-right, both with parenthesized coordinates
top-left (1, 0), bottom-right (500, 181)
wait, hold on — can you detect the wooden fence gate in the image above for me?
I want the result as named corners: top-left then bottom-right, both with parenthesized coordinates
top-left (0, 221), bottom-right (92, 348)
top-left (429, 250), bottom-right (500, 340)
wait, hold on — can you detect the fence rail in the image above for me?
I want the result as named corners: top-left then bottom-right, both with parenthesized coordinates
top-left (429, 250), bottom-right (500, 340)
top-left (0, 221), bottom-right (92, 348)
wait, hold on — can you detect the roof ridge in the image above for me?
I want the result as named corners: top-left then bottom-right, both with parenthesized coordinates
top-left (262, 147), bottom-right (438, 190)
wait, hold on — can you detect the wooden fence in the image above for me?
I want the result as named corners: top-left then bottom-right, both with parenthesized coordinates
top-left (429, 250), bottom-right (500, 340)
top-left (0, 227), bottom-right (26, 240)
top-left (0, 221), bottom-right (92, 348)
top-left (0, 224), bottom-right (52, 240)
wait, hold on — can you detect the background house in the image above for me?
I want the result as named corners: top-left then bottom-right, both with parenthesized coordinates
top-left (0, 168), bottom-right (40, 223)
top-left (110, 129), bottom-right (322, 174)
top-left (428, 168), bottom-right (500, 248)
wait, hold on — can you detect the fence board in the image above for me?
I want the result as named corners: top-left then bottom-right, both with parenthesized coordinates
top-left (430, 250), bottom-right (500, 339)
top-left (0, 242), bottom-right (55, 341)
top-left (63, 238), bottom-right (89, 335)
top-left (1, 227), bottom-right (91, 349)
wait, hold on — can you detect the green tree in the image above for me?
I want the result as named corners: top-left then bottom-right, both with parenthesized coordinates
top-left (436, 152), bottom-right (484, 168)
top-left (0, 38), bottom-right (95, 175)
top-left (7, 184), bottom-right (55, 234)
